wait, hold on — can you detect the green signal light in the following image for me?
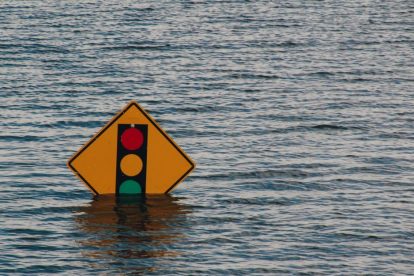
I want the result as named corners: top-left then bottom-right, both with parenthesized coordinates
top-left (119, 180), bottom-right (142, 194)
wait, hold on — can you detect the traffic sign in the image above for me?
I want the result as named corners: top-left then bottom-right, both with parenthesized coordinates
top-left (67, 101), bottom-right (195, 195)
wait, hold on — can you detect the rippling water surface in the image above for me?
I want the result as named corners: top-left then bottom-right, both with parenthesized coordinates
top-left (1, 1), bottom-right (414, 274)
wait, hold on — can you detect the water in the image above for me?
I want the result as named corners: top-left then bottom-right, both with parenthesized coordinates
top-left (1, 0), bottom-right (413, 274)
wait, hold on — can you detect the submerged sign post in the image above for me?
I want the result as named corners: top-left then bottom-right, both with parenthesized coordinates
top-left (68, 101), bottom-right (195, 195)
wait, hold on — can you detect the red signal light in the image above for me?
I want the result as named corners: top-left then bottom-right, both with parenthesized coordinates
top-left (121, 127), bottom-right (144, 150)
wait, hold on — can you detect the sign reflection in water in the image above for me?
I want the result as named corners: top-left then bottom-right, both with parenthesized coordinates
top-left (75, 195), bottom-right (191, 271)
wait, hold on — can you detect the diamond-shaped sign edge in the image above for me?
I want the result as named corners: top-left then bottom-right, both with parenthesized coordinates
top-left (67, 100), bottom-right (196, 195)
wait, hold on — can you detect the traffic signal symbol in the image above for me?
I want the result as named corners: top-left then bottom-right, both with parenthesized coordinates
top-left (116, 124), bottom-right (148, 195)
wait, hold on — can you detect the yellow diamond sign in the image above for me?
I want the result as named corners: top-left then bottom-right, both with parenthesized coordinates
top-left (67, 101), bottom-right (195, 195)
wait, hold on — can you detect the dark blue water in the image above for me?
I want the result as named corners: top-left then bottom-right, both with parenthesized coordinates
top-left (1, 1), bottom-right (414, 274)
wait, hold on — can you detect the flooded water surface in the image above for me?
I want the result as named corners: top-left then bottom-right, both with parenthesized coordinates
top-left (1, 0), bottom-right (414, 274)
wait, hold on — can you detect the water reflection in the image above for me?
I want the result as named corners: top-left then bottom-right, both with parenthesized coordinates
top-left (76, 195), bottom-right (190, 271)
